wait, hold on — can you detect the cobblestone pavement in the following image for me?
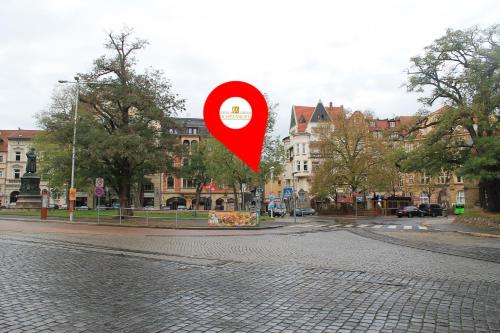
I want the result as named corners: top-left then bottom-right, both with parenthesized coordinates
top-left (0, 221), bottom-right (500, 332)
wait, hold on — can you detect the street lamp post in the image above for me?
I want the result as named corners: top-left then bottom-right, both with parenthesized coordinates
top-left (270, 166), bottom-right (274, 218)
top-left (58, 77), bottom-right (108, 222)
top-left (292, 171), bottom-right (298, 223)
top-left (58, 77), bottom-right (80, 222)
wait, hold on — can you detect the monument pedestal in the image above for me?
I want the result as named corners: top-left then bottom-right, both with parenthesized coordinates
top-left (16, 173), bottom-right (41, 209)
top-left (16, 194), bottom-right (42, 209)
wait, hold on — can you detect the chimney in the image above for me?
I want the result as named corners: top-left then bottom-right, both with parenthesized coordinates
top-left (329, 102), bottom-right (333, 108)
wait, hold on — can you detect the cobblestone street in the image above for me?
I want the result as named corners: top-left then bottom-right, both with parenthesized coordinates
top-left (0, 219), bottom-right (499, 332)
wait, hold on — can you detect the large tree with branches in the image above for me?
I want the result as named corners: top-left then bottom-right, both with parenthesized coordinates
top-left (37, 28), bottom-right (184, 209)
top-left (403, 25), bottom-right (499, 211)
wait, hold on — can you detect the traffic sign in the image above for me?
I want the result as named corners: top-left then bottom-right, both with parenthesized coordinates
top-left (283, 187), bottom-right (293, 198)
top-left (95, 177), bottom-right (104, 188)
top-left (95, 187), bottom-right (105, 197)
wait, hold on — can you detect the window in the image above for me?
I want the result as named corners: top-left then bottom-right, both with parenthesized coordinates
top-left (399, 177), bottom-right (404, 187)
top-left (456, 176), bottom-right (463, 183)
top-left (420, 173), bottom-right (430, 184)
top-left (0, 171), bottom-right (3, 177)
top-left (302, 143), bottom-right (306, 155)
top-left (389, 121), bottom-right (395, 128)
top-left (456, 191), bottom-right (465, 204)
top-left (296, 160), bottom-right (301, 172)
top-left (183, 140), bottom-right (190, 149)
top-left (405, 143), bottom-right (413, 152)
top-left (182, 178), bottom-right (194, 188)
top-left (142, 184), bottom-right (154, 192)
top-left (312, 161), bottom-right (319, 172)
top-left (191, 140), bottom-right (198, 151)
top-left (15, 152), bottom-right (21, 161)
top-left (14, 169), bottom-right (20, 179)
top-left (438, 174), bottom-right (449, 184)
top-left (303, 161), bottom-right (308, 172)
top-left (408, 175), bottom-right (414, 185)
top-left (167, 176), bottom-right (174, 189)
top-left (0, 154), bottom-right (3, 162)
top-left (187, 127), bottom-right (198, 135)
top-left (370, 121), bottom-right (376, 127)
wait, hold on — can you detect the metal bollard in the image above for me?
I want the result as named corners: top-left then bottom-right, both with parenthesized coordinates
top-left (146, 210), bottom-right (149, 226)
top-left (175, 210), bottom-right (178, 229)
top-left (119, 207), bottom-right (122, 225)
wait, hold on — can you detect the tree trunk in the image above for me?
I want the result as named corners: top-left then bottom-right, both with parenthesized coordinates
top-left (233, 187), bottom-right (238, 212)
top-left (119, 177), bottom-right (132, 216)
top-left (480, 179), bottom-right (500, 212)
top-left (195, 183), bottom-right (203, 210)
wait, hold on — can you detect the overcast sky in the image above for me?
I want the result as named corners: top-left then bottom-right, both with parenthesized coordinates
top-left (0, 0), bottom-right (498, 137)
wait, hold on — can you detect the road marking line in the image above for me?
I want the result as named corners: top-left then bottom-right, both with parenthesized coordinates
top-left (312, 225), bottom-right (325, 228)
top-left (372, 225), bottom-right (383, 228)
top-left (358, 224), bottom-right (369, 228)
top-left (344, 224), bottom-right (353, 228)
top-left (403, 226), bottom-right (412, 230)
top-left (387, 225), bottom-right (397, 229)
top-left (418, 226), bottom-right (428, 230)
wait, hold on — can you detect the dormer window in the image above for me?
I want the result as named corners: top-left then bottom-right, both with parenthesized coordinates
top-left (389, 121), bottom-right (396, 128)
top-left (299, 115), bottom-right (306, 123)
top-left (187, 127), bottom-right (198, 134)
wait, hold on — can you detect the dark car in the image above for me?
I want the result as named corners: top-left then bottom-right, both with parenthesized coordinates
top-left (418, 204), bottom-right (446, 217)
top-left (396, 206), bottom-right (424, 218)
top-left (293, 208), bottom-right (303, 216)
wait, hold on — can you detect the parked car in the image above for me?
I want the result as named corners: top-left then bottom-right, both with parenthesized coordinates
top-left (111, 203), bottom-right (120, 209)
top-left (95, 205), bottom-right (108, 210)
top-left (301, 208), bottom-right (316, 216)
top-left (271, 207), bottom-right (287, 217)
top-left (48, 204), bottom-right (59, 209)
top-left (76, 205), bottom-right (90, 210)
top-left (293, 208), bottom-right (303, 216)
top-left (396, 206), bottom-right (424, 218)
top-left (8, 202), bottom-right (16, 209)
top-left (176, 205), bottom-right (187, 210)
top-left (59, 204), bottom-right (68, 210)
top-left (418, 203), bottom-right (446, 217)
top-left (160, 205), bottom-right (171, 211)
top-left (143, 205), bottom-right (155, 210)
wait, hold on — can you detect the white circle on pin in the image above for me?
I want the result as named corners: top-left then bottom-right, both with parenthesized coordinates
top-left (219, 97), bottom-right (252, 129)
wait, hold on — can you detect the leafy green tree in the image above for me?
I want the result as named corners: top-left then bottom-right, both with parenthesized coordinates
top-left (178, 140), bottom-right (211, 210)
top-left (404, 25), bottom-right (499, 211)
top-left (311, 110), bottom-right (398, 200)
top-left (37, 28), bottom-right (184, 209)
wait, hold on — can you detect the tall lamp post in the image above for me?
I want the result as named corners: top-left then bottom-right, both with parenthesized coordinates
top-left (58, 77), bottom-right (107, 222)
top-left (270, 166), bottom-right (274, 218)
top-left (292, 171), bottom-right (298, 223)
top-left (58, 77), bottom-right (81, 222)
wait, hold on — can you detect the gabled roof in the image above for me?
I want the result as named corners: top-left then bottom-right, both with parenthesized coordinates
top-left (291, 101), bottom-right (344, 133)
top-left (293, 106), bottom-right (314, 132)
top-left (0, 130), bottom-right (39, 152)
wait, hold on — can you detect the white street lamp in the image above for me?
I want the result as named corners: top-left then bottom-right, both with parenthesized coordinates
top-left (57, 77), bottom-right (109, 222)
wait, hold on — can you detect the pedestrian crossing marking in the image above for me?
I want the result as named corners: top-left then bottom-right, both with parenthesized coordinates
top-left (372, 225), bottom-right (383, 228)
top-left (387, 225), bottom-right (397, 229)
top-left (358, 224), bottom-right (369, 228)
top-left (288, 223), bottom-right (429, 231)
top-left (403, 226), bottom-right (413, 230)
top-left (418, 226), bottom-right (428, 230)
top-left (344, 224), bottom-right (353, 228)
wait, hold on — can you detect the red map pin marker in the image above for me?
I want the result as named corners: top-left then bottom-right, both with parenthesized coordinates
top-left (203, 81), bottom-right (268, 173)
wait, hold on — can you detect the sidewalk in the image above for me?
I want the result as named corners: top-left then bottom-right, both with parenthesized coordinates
top-left (423, 217), bottom-right (500, 238)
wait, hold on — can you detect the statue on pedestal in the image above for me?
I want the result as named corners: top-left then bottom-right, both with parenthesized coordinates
top-left (19, 148), bottom-right (41, 196)
top-left (26, 148), bottom-right (37, 174)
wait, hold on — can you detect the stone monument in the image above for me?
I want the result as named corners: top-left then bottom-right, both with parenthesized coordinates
top-left (16, 148), bottom-right (42, 208)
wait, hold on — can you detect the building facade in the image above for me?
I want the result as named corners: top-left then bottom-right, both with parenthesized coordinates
top-left (282, 101), bottom-right (344, 208)
top-left (0, 130), bottom-right (62, 207)
top-left (159, 118), bottom-right (237, 211)
top-left (282, 102), bottom-right (471, 210)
